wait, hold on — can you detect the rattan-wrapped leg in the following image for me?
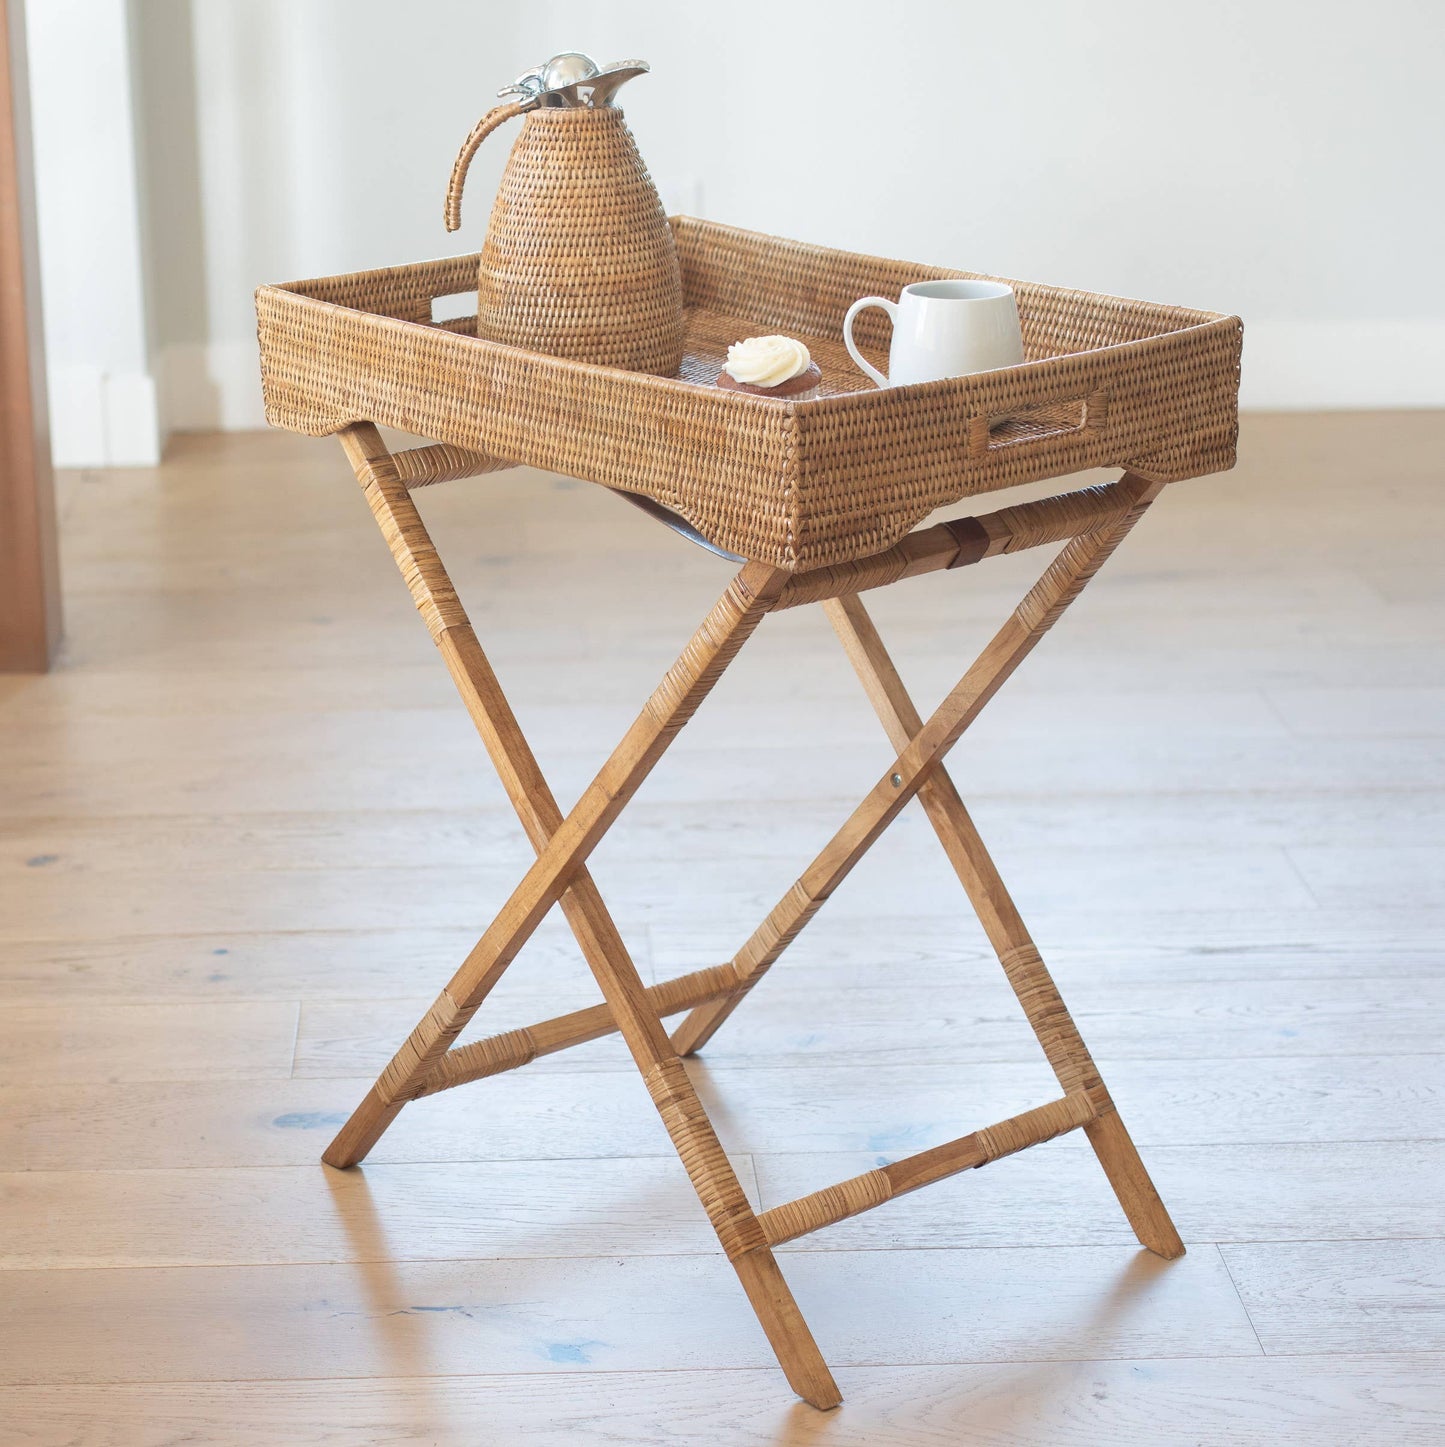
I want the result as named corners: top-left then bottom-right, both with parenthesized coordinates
top-left (321, 426), bottom-right (838, 1405)
top-left (323, 425), bottom-right (785, 1161)
top-left (672, 481), bottom-right (1161, 1057)
top-left (823, 589), bottom-right (1183, 1260)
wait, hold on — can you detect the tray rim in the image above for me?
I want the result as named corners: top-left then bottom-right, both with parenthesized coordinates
top-left (255, 216), bottom-right (1241, 418)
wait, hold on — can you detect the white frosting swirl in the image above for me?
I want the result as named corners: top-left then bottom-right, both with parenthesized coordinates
top-left (724, 335), bottom-right (811, 387)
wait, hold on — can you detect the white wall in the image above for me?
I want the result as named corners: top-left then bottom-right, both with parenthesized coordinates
top-left (138, 0), bottom-right (531, 431)
top-left (32, 0), bottom-right (1445, 455)
top-left (26, 0), bottom-right (160, 464)
top-left (518, 0), bottom-right (1445, 410)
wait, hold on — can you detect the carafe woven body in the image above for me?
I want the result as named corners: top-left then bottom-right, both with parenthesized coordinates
top-left (447, 104), bottom-right (684, 376)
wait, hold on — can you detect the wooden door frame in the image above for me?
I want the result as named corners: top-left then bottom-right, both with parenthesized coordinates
top-left (0, 0), bottom-right (59, 672)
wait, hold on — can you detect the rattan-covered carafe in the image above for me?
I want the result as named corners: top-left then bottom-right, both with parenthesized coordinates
top-left (444, 54), bottom-right (684, 376)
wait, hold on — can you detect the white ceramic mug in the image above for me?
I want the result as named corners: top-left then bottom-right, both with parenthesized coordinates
top-left (843, 279), bottom-right (1025, 388)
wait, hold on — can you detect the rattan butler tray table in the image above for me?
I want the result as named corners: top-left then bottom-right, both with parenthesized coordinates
top-left (256, 218), bottom-right (1242, 1408)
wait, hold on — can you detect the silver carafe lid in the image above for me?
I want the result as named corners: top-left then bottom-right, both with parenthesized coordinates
top-left (499, 53), bottom-right (649, 110)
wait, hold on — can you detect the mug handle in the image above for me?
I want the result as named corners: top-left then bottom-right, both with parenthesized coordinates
top-left (843, 296), bottom-right (896, 388)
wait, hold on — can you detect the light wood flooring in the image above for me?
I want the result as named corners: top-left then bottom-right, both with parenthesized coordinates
top-left (2, 413), bottom-right (1443, 1444)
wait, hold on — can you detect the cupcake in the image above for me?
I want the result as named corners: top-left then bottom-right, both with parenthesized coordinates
top-left (716, 335), bottom-right (821, 397)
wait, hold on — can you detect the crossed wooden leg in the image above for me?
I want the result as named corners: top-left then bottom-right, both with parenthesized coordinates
top-left (672, 476), bottom-right (1161, 1048)
top-left (671, 476), bottom-right (1183, 1260)
top-left (322, 424), bottom-right (839, 1406)
top-left (821, 592), bottom-right (1183, 1258)
top-left (320, 430), bottom-right (1182, 1406)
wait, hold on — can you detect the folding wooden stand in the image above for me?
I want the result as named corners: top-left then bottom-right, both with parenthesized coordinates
top-left (321, 421), bottom-right (1184, 1408)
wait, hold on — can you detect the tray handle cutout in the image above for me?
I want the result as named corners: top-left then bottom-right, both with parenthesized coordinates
top-left (968, 387), bottom-right (1108, 458)
top-left (431, 290), bottom-right (479, 334)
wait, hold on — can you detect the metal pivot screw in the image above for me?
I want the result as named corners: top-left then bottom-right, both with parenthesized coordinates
top-left (890, 772), bottom-right (903, 788)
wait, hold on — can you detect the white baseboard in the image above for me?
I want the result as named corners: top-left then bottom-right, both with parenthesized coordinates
top-left (46, 365), bottom-right (163, 467)
top-left (1240, 321), bottom-right (1445, 410)
top-left (158, 342), bottom-right (267, 434)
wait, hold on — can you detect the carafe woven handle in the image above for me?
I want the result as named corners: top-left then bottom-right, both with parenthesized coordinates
top-left (444, 102), bottom-right (528, 232)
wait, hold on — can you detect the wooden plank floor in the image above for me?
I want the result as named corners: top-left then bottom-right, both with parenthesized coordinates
top-left (2, 412), bottom-right (1443, 1445)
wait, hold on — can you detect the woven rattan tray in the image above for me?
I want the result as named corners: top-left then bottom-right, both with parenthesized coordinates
top-left (257, 217), bottom-right (1241, 571)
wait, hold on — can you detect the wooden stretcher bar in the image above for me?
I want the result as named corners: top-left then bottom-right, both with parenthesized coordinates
top-left (772, 478), bottom-right (1142, 609)
top-left (414, 963), bottom-right (741, 1095)
top-left (756, 1090), bottom-right (1100, 1247)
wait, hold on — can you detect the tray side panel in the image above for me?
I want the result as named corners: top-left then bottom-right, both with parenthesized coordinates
top-left (274, 253), bottom-right (482, 322)
top-left (256, 285), bottom-right (803, 567)
top-left (788, 318), bottom-right (1242, 566)
top-left (672, 217), bottom-right (1219, 361)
